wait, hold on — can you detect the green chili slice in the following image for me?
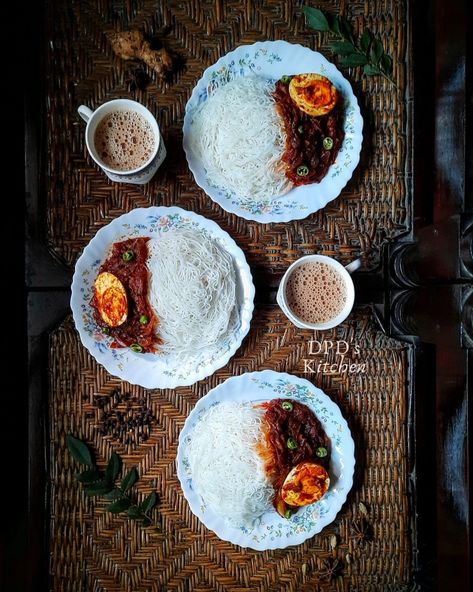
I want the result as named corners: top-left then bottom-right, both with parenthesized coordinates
top-left (323, 137), bottom-right (334, 150)
top-left (122, 250), bottom-right (135, 262)
top-left (280, 75), bottom-right (292, 84)
top-left (284, 509), bottom-right (292, 519)
top-left (130, 343), bottom-right (143, 353)
top-left (281, 401), bottom-right (293, 411)
top-left (139, 314), bottom-right (149, 325)
top-left (296, 165), bottom-right (309, 177)
top-left (316, 446), bottom-right (328, 458)
top-left (286, 437), bottom-right (297, 450)
top-left (297, 124), bottom-right (304, 134)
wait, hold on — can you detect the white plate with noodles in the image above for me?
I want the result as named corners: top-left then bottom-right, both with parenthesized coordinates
top-left (70, 207), bottom-right (254, 389)
top-left (183, 40), bottom-right (363, 223)
top-left (177, 370), bottom-right (355, 550)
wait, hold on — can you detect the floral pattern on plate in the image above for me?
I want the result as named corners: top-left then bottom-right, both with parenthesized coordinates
top-left (70, 207), bottom-right (255, 389)
top-left (176, 370), bottom-right (355, 550)
top-left (183, 41), bottom-right (363, 222)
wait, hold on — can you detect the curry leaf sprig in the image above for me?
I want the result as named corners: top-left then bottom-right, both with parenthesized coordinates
top-left (302, 6), bottom-right (396, 87)
top-left (67, 434), bottom-right (158, 527)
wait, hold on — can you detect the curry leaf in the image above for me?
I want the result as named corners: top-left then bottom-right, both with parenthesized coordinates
top-left (326, 13), bottom-right (340, 35)
top-left (104, 488), bottom-right (123, 500)
top-left (302, 5), bottom-right (396, 87)
top-left (75, 469), bottom-right (101, 484)
top-left (120, 468), bottom-right (138, 493)
top-left (370, 39), bottom-right (384, 65)
top-left (338, 53), bottom-right (368, 67)
top-left (127, 505), bottom-right (144, 520)
top-left (360, 29), bottom-right (372, 53)
top-left (363, 64), bottom-right (382, 75)
top-left (107, 497), bottom-right (132, 514)
top-left (337, 16), bottom-right (353, 43)
top-left (302, 6), bottom-right (330, 31)
top-left (85, 480), bottom-right (114, 496)
top-left (328, 40), bottom-right (355, 55)
top-left (140, 492), bottom-right (157, 515)
top-left (67, 434), bottom-right (94, 467)
top-left (380, 54), bottom-right (393, 75)
top-left (69, 434), bottom-right (158, 528)
top-left (105, 451), bottom-right (121, 484)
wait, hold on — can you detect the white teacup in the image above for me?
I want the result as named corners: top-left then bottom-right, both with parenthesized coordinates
top-left (78, 99), bottom-right (166, 184)
top-left (277, 254), bottom-right (361, 330)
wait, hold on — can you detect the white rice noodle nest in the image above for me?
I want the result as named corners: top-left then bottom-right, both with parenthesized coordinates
top-left (188, 76), bottom-right (290, 202)
top-left (147, 229), bottom-right (239, 362)
top-left (186, 401), bottom-right (273, 527)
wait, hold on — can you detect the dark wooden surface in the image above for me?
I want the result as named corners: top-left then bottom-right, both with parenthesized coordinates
top-left (390, 1), bottom-right (470, 589)
top-left (3, 0), bottom-right (469, 590)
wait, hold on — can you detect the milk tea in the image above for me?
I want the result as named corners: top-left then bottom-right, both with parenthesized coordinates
top-left (94, 110), bottom-right (155, 171)
top-left (285, 261), bottom-right (347, 324)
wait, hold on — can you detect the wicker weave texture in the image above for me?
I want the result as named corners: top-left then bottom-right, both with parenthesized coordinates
top-left (44, 0), bottom-right (410, 274)
top-left (49, 308), bottom-right (411, 591)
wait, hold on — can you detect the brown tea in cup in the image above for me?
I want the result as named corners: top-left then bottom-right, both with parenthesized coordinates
top-left (94, 110), bottom-right (156, 171)
top-left (285, 260), bottom-right (347, 324)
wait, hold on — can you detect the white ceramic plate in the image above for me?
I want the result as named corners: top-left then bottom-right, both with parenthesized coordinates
top-left (176, 370), bottom-right (355, 550)
top-left (183, 40), bottom-right (363, 223)
top-left (70, 207), bottom-right (255, 389)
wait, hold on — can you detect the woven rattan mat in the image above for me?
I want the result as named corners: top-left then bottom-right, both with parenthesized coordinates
top-left (49, 307), bottom-right (412, 591)
top-left (44, 0), bottom-right (410, 274)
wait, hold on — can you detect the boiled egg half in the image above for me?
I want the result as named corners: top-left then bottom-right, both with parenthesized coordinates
top-left (94, 271), bottom-right (128, 327)
top-left (289, 73), bottom-right (338, 117)
top-left (280, 461), bottom-right (330, 507)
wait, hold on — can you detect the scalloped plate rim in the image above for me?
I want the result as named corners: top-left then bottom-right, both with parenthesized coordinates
top-left (176, 370), bottom-right (355, 550)
top-left (183, 40), bottom-right (363, 223)
top-left (70, 206), bottom-right (255, 389)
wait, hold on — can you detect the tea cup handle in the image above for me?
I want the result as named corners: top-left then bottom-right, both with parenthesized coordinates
top-left (276, 284), bottom-right (289, 316)
top-left (78, 105), bottom-right (94, 123)
top-left (345, 258), bottom-right (361, 274)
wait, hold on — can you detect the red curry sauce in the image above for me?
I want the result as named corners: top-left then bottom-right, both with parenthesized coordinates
top-left (260, 399), bottom-right (330, 512)
top-left (91, 237), bottom-right (160, 353)
top-left (273, 80), bottom-right (344, 186)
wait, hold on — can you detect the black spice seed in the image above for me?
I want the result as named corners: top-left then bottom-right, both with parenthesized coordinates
top-left (90, 387), bottom-right (157, 446)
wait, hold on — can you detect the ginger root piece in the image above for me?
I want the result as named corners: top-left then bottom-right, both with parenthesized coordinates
top-left (108, 30), bottom-right (173, 78)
